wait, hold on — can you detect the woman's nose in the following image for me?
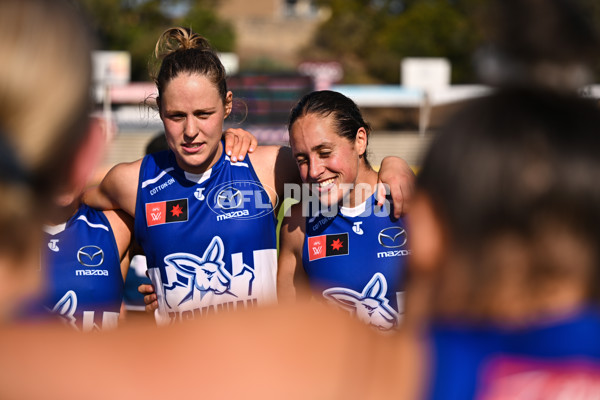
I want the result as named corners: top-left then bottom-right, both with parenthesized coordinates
top-left (308, 157), bottom-right (324, 180)
top-left (184, 118), bottom-right (198, 138)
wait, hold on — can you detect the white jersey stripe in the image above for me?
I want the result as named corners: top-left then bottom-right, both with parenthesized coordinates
top-left (141, 168), bottom-right (174, 188)
top-left (76, 215), bottom-right (109, 231)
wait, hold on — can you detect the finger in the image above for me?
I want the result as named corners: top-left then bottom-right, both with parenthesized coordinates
top-left (138, 284), bottom-right (155, 295)
top-left (231, 131), bottom-right (243, 162)
top-left (391, 183), bottom-right (405, 219)
top-left (223, 130), bottom-right (234, 157)
top-left (394, 190), bottom-right (404, 219)
top-left (237, 135), bottom-right (253, 161)
top-left (396, 170), bottom-right (415, 218)
top-left (249, 135), bottom-right (257, 153)
top-left (397, 180), bottom-right (414, 218)
top-left (375, 181), bottom-right (386, 207)
top-left (143, 293), bottom-right (157, 305)
top-left (146, 301), bottom-right (158, 313)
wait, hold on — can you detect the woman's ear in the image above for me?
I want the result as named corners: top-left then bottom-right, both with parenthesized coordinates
top-left (224, 91), bottom-right (233, 119)
top-left (408, 192), bottom-right (446, 274)
top-left (355, 127), bottom-right (368, 157)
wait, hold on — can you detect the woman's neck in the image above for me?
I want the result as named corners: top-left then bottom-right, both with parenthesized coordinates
top-left (343, 166), bottom-right (378, 208)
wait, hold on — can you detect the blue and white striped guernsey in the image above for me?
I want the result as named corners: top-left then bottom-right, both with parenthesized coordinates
top-left (135, 144), bottom-right (278, 324)
top-left (302, 194), bottom-right (408, 331)
top-left (34, 204), bottom-right (123, 331)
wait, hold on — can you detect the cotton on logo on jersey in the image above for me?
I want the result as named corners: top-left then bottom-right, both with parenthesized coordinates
top-left (146, 198), bottom-right (188, 227)
top-left (308, 233), bottom-right (349, 261)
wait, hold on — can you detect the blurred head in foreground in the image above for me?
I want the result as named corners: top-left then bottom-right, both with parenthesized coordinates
top-left (476, 0), bottom-right (600, 91)
top-left (407, 87), bottom-right (600, 326)
top-left (0, 0), bottom-right (96, 320)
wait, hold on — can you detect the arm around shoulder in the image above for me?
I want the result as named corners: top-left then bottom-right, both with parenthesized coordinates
top-left (277, 201), bottom-right (310, 304)
top-left (249, 145), bottom-right (301, 215)
top-left (377, 156), bottom-right (415, 218)
top-left (82, 159), bottom-right (142, 217)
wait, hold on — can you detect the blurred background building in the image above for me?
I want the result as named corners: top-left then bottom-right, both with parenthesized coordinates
top-left (214, 0), bottom-right (326, 69)
top-left (79, 0), bottom-right (600, 178)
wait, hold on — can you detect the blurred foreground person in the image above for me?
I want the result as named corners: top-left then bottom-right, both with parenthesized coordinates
top-left (406, 87), bottom-right (600, 399)
top-left (0, 0), bottom-right (99, 320)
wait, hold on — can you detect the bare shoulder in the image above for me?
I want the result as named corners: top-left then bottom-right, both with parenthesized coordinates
top-left (248, 145), bottom-right (282, 170)
top-left (99, 158), bottom-right (143, 216)
top-left (249, 145), bottom-right (300, 203)
top-left (104, 158), bottom-right (143, 186)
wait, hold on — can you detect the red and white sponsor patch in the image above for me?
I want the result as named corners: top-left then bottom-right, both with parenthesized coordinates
top-left (308, 236), bottom-right (326, 261)
top-left (146, 202), bottom-right (166, 226)
top-left (145, 198), bottom-right (188, 227)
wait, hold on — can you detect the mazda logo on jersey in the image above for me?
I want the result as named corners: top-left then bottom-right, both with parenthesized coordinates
top-left (77, 245), bottom-right (104, 267)
top-left (216, 187), bottom-right (243, 210)
top-left (378, 227), bottom-right (407, 248)
top-left (308, 233), bottom-right (349, 261)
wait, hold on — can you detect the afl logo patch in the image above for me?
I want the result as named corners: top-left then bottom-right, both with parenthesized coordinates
top-left (77, 245), bottom-right (104, 267)
top-left (378, 227), bottom-right (407, 248)
top-left (207, 180), bottom-right (277, 220)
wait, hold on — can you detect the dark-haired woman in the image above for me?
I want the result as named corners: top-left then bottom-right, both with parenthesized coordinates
top-left (277, 90), bottom-right (410, 332)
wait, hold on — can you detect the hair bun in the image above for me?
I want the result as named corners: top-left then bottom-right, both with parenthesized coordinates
top-left (154, 27), bottom-right (211, 60)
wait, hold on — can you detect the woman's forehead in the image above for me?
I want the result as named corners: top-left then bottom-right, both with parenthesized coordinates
top-left (290, 114), bottom-right (338, 141)
top-left (161, 74), bottom-right (222, 107)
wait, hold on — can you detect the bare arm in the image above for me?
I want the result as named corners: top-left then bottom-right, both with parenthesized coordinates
top-left (103, 209), bottom-right (134, 280)
top-left (82, 159), bottom-right (141, 217)
top-left (377, 156), bottom-right (416, 218)
top-left (277, 202), bottom-right (310, 304)
top-left (249, 145), bottom-right (301, 216)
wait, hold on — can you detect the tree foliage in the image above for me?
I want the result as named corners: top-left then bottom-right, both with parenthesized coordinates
top-left (77, 0), bottom-right (235, 81)
top-left (310, 0), bottom-right (484, 83)
top-left (311, 0), bottom-right (600, 84)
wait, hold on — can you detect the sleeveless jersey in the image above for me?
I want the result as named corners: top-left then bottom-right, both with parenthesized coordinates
top-left (426, 308), bottom-right (600, 400)
top-left (302, 194), bottom-right (408, 331)
top-left (134, 146), bottom-right (278, 324)
top-left (35, 204), bottom-right (123, 331)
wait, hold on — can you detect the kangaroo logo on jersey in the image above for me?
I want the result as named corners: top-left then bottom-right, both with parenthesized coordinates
top-left (146, 198), bottom-right (188, 227)
top-left (323, 273), bottom-right (398, 331)
top-left (77, 245), bottom-right (104, 267)
top-left (308, 233), bottom-right (349, 261)
top-left (162, 237), bottom-right (253, 309)
top-left (378, 227), bottom-right (407, 248)
top-left (51, 290), bottom-right (78, 328)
